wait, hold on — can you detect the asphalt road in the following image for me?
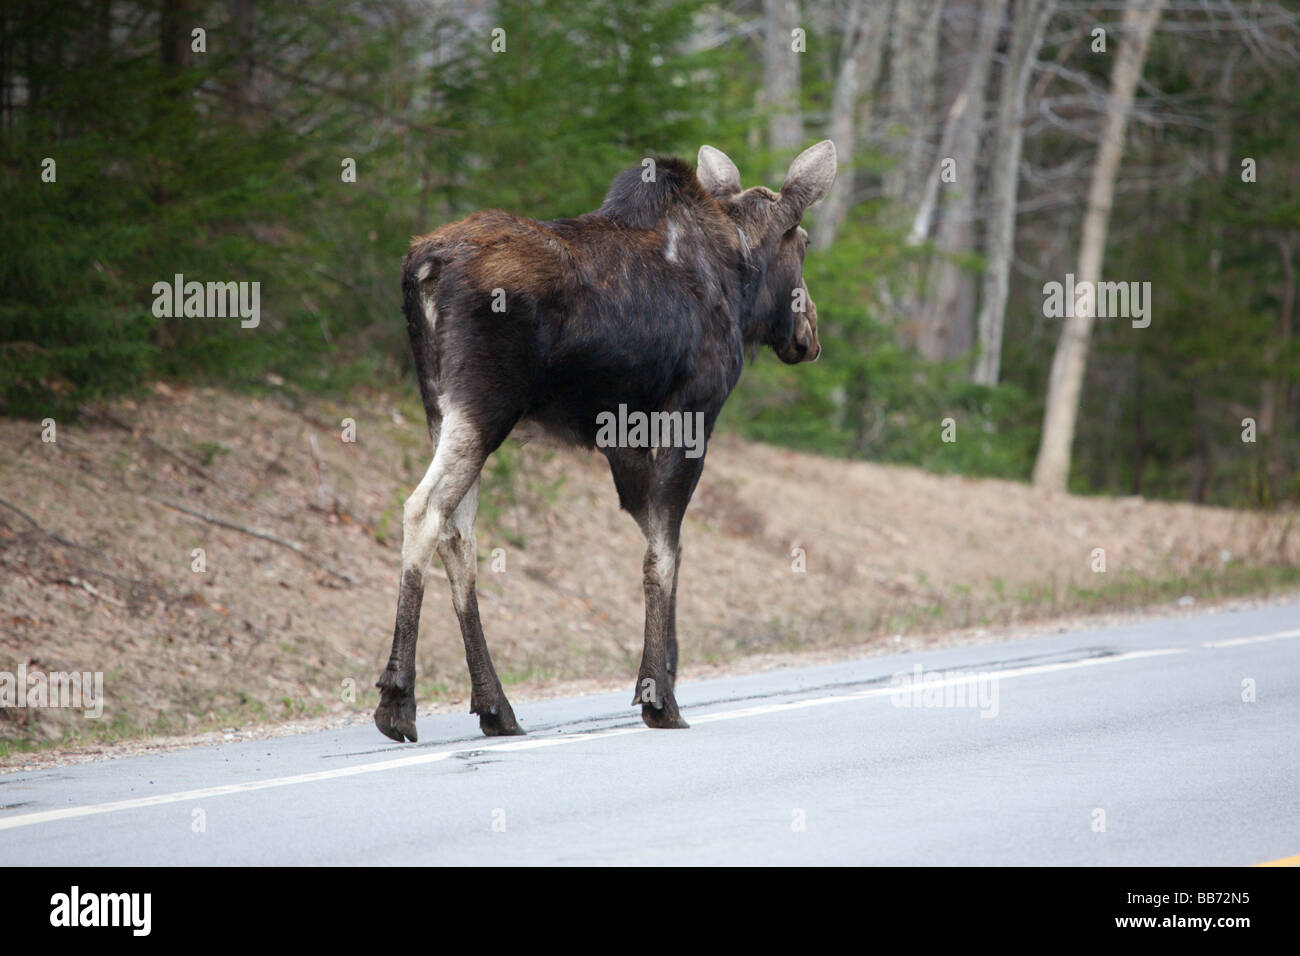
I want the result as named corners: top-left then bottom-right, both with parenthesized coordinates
top-left (3, 602), bottom-right (1298, 865)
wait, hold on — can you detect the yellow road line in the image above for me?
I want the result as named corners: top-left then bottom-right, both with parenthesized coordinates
top-left (1255, 853), bottom-right (1300, 867)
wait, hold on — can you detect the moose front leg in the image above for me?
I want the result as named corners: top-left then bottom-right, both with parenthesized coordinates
top-left (634, 532), bottom-right (690, 728)
top-left (631, 451), bottom-right (703, 729)
top-left (665, 543), bottom-right (682, 692)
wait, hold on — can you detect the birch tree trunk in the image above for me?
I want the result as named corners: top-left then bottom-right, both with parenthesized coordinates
top-left (971, 0), bottom-right (1055, 385)
top-left (914, 0), bottom-right (1006, 360)
top-left (884, 0), bottom-right (943, 346)
top-left (812, 0), bottom-right (891, 250)
top-left (909, 0), bottom-right (944, 204)
top-left (1032, 0), bottom-right (1166, 492)
top-left (882, 0), bottom-right (942, 204)
top-left (764, 0), bottom-right (804, 159)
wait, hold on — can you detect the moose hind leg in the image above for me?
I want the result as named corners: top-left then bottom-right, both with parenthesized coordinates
top-left (437, 477), bottom-right (524, 736)
top-left (374, 411), bottom-right (483, 743)
top-left (374, 564), bottom-right (425, 743)
top-left (374, 466), bottom-right (440, 743)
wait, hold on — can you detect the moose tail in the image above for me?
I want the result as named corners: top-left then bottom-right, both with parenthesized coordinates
top-left (401, 239), bottom-right (445, 431)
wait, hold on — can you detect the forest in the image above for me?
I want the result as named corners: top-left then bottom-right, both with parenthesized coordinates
top-left (3, 0), bottom-right (1299, 506)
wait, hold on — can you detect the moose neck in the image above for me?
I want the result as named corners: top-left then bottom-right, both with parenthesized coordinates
top-left (731, 230), bottom-right (774, 351)
top-left (594, 158), bottom-right (774, 354)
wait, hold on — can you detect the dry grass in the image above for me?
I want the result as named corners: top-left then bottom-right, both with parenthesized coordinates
top-left (1, 382), bottom-right (1296, 759)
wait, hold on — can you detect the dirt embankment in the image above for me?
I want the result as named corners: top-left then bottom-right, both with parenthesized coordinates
top-left (1, 384), bottom-right (1296, 758)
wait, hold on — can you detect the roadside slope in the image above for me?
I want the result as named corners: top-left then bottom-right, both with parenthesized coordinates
top-left (1, 384), bottom-right (1296, 754)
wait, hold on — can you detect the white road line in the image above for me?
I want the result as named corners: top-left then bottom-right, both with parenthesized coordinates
top-left (0, 641), bottom-right (1244, 835)
top-left (0, 728), bottom-right (652, 833)
top-left (692, 647), bottom-right (1188, 724)
top-left (1202, 629), bottom-right (1300, 649)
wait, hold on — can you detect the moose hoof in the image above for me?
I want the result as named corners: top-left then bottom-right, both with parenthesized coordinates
top-left (641, 701), bottom-right (690, 729)
top-left (374, 693), bottom-right (418, 743)
top-left (473, 695), bottom-right (525, 737)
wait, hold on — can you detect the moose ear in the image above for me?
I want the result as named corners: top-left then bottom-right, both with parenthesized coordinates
top-left (697, 145), bottom-right (742, 196)
top-left (780, 140), bottom-right (837, 216)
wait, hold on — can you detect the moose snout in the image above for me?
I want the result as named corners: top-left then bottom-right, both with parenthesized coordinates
top-left (778, 300), bottom-right (821, 364)
top-left (802, 300), bottom-right (821, 362)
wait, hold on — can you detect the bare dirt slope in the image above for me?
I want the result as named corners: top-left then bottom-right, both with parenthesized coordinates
top-left (1, 384), bottom-right (1296, 754)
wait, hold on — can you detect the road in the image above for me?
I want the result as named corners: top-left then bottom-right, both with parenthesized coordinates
top-left (2, 602), bottom-right (1298, 865)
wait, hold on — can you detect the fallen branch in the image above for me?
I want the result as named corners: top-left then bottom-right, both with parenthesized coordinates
top-left (147, 495), bottom-right (357, 585)
top-left (82, 408), bottom-right (221, 485)
top-left (0, 496), bottom-right (105, 557)
top-left (308, 431), bottom-right (333, 512)
top-left (66, 576), bottom-right (127, 608)
top-left (0, 496), bottom-right (169, 601)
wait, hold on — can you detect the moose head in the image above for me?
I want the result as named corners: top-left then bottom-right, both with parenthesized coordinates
top-left (696, 140), bottom-right (836, 364)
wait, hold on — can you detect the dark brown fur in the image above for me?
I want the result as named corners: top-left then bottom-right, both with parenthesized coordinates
top-left (375, 143), bottom-right (835, 741)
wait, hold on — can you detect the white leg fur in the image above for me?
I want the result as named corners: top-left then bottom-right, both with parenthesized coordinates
top-left (439, 477), bottom-right (480, 611)
top-left (401, 409), bottom-right (481, 577)
top-left (644, 518), bottom-right (678, 588)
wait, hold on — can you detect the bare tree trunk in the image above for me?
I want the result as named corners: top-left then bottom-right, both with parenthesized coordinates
top-left (1192, 389), bottom-right (1211, 503)
top-left (1268, 232), bottom-right (1296, 496)
top-left (914, 0), bottom-right (1005, 361)
top-left (160, 0), bottom-right (194, 78)
top-left (908, 0), bottom-right (985, 247)
top-left (0, 6), bottom-right (10, 133)
top-left (883, 0), bottom-right (943, 347)
top-left (971, 0), bottom-right (1055, 385)
top-left (1196, 47), bottom-right (1239, 497)
top-left (1132, 350), bottom-right (1144, 494)
top-left (228, 0), bottom-right (255, 125)
top-left (1032, 0), bottom-right (1166, 492)
top-left (764, 0), bottom-right (804, 159)
top-left (909, 0), bottom-right (944, 203)
top-left (882, 0), bottom-right (942, 204)
top-left (812, 0), bottom-right (891, 250)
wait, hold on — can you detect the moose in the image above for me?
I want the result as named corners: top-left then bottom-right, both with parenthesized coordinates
top-left (374, 141), bottom-right (836, 742)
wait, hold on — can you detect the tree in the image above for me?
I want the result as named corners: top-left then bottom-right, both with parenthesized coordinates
top-left (882, 0), bottom-right (943, 206)
top-left (812, 0), bottom-right (890, 250)
top-left (971, 0), bottom-right (1056, 385)
top-left (914, 0), bottom-right (1006, 360)
top-left (763, 0), bottom-right (803, 160)
top-left (1033, 0), bottom-right (1166, 492)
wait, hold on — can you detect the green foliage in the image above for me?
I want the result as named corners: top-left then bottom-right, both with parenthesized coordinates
top-left (723, 234), bottom-right (1039, 478)
top-left (1059, 41), bottom-right (1300, 506)
top-left (1, 1), bottom-right (1296, 508)
top-left (0, 0), bottom-right (734, 418)
top-left (1, 3), bottom-right (396, 416)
